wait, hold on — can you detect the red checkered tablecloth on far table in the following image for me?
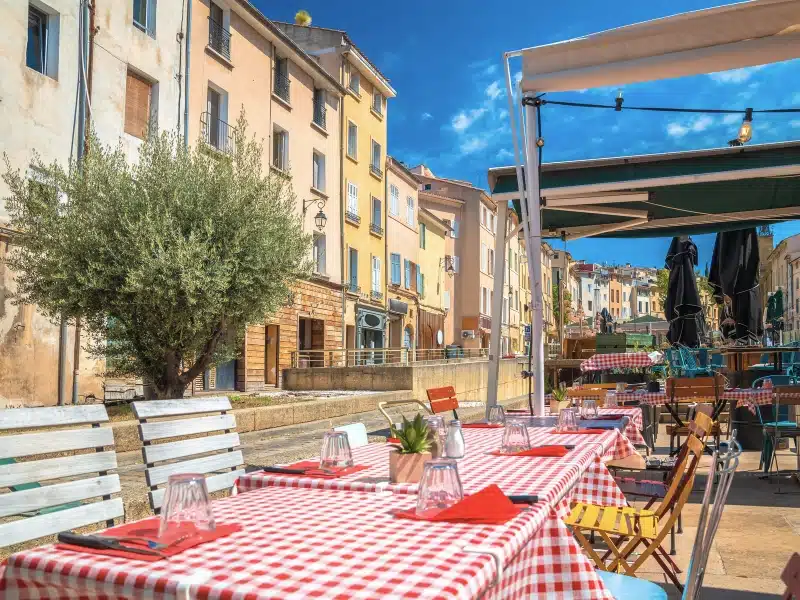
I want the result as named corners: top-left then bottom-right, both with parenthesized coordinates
top-left (580, 352), bottom-right (657, 372)
top-left (1, 486), bottom-right (614, 599)
top-left (238, 428), bottom-right (635, 511)
top-left (608, 388), bottom-right (773, 414)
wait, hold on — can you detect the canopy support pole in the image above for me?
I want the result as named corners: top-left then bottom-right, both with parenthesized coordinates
top-left (523, 97), bottom-right (545, 416)
top-left (487, 199), bottom-right (509, 412)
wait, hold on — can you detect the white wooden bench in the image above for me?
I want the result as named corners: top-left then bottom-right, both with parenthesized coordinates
top-left (0, 405), bottom-right (123, 549)
top-left (131, 397), bottom-right (244, 512)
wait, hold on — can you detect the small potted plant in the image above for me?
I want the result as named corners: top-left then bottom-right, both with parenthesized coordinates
top-left (388, 414), bottom-right (432, 484)
top-left (550, 386), bottom-right (568, 413)
top-left (646, 370), bottom-right (661, 393)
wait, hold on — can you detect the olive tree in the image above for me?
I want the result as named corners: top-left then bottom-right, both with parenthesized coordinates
top-left (3, 116), bottom-right (309, 398)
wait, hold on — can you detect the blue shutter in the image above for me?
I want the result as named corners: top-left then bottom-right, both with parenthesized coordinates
top-left (404, 259), bottom-right (410, 289)
top-left (391, 254), bottom-right (400, 285)
top-left (417, 269), bottom-right (422, 295)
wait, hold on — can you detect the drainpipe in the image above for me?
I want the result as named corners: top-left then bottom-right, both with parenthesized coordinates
top-left (339, 56), bottom-right (347, 354)
top-left (182, 0), bottom-right (192, 146)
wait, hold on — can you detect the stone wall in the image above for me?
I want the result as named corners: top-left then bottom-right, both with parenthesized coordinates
top-left (283, 358), bottom-right (527, 403)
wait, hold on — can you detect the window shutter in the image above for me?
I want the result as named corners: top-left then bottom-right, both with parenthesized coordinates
top-left (404, 259), bottom-right (410, 289)
top-left (125, 71), bottom-right (152, 139)
top-left (452, 219), bottom-right (459, 238)
top-left (453, 256), bottom-right (460, 273)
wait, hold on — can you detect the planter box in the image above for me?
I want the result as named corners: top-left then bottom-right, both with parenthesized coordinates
top-left (389, 450), bottom-right (431, 484)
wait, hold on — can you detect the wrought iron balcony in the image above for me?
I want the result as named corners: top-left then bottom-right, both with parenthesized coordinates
top-left (370, 223), bottom-right (383, 236)
top-left (313, 97), bottom-right (326, 130)
top-left (208, 17), bottom-right (231, 60)
top-left (369, 163), bottom-right (383, 179)
top-left (274, 72), bottom-right (290, 103)
top-left (347, 283), bottom-right (361, 294)
top-left (371, 290), bottom-right (383, 302)
top-left (200, 112), bottom-right (235, 155)
top-left (345, 210), bottom-right (361, 225)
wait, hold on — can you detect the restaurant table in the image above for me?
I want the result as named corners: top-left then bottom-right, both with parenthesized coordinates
top-left (536, 403), bottom-right (646, 447)
top-left (719, 345), bottom-right (797, 373)
top-left (579, 351), bottom-right (658, 372)
top-left (606, 388), bottom-right (773, 415)
top-left (238, 428), bottom-right (636, 511)
top-left (0, 485), bottom-right (614, 599)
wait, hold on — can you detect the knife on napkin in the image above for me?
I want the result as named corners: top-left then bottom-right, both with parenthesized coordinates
top-left (58, 532), bottom-right (165, 557)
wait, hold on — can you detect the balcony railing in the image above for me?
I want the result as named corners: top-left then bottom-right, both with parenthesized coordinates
top-left (369, 163), bottom-right (383, 179)
top-left (347, 283), bottom-right (360, 295)
top-left (371, 290), bottom-right (383, 302)
top-left (345, 210), bottom-right (361, 225)
top-left (200, 112), bottom-right (235, 155)
top-left (313, 97), bottom-right (326, 130)
top-left (290, 347), bottom-right (491, 368)
top-left (208, 17), bottom-right (231, 60)
top-left (274, 72), bottom-right (290, 103)
top-left (370, 223), bottom-right (383, 236)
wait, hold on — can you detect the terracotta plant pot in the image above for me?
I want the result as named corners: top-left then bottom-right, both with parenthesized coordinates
top-left (389, 450), bottom-right (431, 484)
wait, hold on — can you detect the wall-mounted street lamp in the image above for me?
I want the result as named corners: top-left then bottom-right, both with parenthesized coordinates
top-left (303, 198), bottom-right (327, 231)
top-left (440, 257), bottom-right (455, 277)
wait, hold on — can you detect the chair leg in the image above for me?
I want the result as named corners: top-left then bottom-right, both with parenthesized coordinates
top-left (677, 511), bottom-right (683, 534)
top-left (670, 522), bottom-right (676, 555)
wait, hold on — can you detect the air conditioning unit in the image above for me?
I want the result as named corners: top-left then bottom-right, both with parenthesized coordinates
top-left (461, 330), bottom-right (476, 339)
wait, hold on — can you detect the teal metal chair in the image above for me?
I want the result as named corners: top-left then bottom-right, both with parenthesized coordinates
top-left (665, 348), bottom-right (685, 376)
top-left (677, 346), bottom-right (712, 378)
top-left (752, 376), bottom-right (798, 473)
top-left (709, 352), bottom-right (725, 371)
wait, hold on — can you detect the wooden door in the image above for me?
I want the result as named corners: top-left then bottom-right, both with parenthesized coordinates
top-left (266, 324), bottom-right (279, 386)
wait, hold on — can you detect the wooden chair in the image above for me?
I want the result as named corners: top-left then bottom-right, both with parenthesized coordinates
top-left (565, 432), bottom-right (706, 590)
top-left (783, 553), bottom-right (800, 600)
top-left (0, 405), bottom-right (124, 550)
top-left (426, 386), bottom-right (460, 420)
top-left (132, 397), bottom-right (244, 512)
top-left (567, 388), bottom-right (607, 408)
top-left (666, 375), bottom-right (724, 454)
top-left (377, 399), bottom-right (432, 427)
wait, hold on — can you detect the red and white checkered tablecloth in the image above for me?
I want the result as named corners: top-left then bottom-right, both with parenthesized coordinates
top-left (580, 352), bottom-right (657, 372)
top-left (1, 486), bottom-right (614, 599)
top-left (609, 388), bottom-right (772, 414)
top-left (536, 404), bottom-right (646, 447)
top-left (238, 429), bottom-right (634, 511)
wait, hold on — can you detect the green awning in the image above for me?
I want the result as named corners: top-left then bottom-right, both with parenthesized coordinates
top-left (489, 140), bottom-right (800, 239)
top-left (627, 314), bottom-right (666, 324)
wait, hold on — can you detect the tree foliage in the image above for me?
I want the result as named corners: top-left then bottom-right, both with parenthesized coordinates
top-left (3, 115), bottom-right (310, 398)
top-left (552, 282), bottom-right (572, 324)
top-left (654, 268), bottom-right (670, 299)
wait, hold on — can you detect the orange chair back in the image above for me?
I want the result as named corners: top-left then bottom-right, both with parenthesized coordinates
top-left (426, 386), bottom-right (459, 415)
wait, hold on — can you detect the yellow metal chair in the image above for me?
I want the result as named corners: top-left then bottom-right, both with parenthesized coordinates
top-left (565, 420), bottom-right (707, 591)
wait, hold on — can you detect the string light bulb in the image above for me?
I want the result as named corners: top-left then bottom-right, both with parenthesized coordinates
top-left (737, 108), bottom-right (753, 144)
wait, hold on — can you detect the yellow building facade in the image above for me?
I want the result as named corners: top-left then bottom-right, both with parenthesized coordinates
top-left (417, 208), bottom-right (450, 351)
top-left (277, 24), bottom-right (396, 351)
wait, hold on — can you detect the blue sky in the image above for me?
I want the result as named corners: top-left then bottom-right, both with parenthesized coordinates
top-left (259, 0), bottom-right (800, 267)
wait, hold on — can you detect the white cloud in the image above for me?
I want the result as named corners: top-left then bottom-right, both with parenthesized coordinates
top-left (421, 112), bottom-right (433, 121)
top-left (514, 71), bottom-right (522, 84)
top-left (496, 148), bottom-right (514, 161)
top-left (691, 115), bottom-right (713, 132)
top-left (460, 136), bottom-right (489, 154)
top-left (791, 120), bottom-right (800, 129)
top-left (451, 108), bottom-right (487, 132)
top-left (722, 113), bottom-right (742, 125)
top-left (485, 64), bottom-right (498, 76)
top-left (667, 122), bottom-right (689, 138)
top-left (793, 92), bottom-right (800, 104)
top-left (485, 81), bottom-right (503, 100)
top-left (498, 109), bottom-right (509, 120)
top-left (708, 65), bottom-right (766, 84)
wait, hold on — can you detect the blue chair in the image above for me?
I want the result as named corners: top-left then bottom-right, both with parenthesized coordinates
top-left (665, 348), bottom-right (685, 376)
top-left (709, 352), bottom-right (725, 371)
top-left (677, 346), bottom-right (712, 377)
top-left (596, 572), bottom-right (667, 600)
top-left (752, 376), bottom-right (798, 472)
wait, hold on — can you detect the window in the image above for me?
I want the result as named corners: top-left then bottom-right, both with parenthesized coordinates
top-left (423, 183), bottom-right (432, 191)
top-left (124, 70), bottom-right (154, 139)
top-left (312, 88), bottom-right (326, 129)
top-left (645, 302), bottom-right (649, 313)
top-left (451, 219), bottom-right (459, 238)
top-left (348, 248), bottom-right (358, 290)
top-left (638, 300), bottom-right (642, 313)
top-left (588, 300), bottom-right (593, 312)
top-left (203, 85), bottom-right (230, 152)
top-left (133, 0), bottom-right (156, 36)
top-left (207, 2), bottom-right (229, 58)
top-left (443, 290), bottom-right (451, 309)
top-left (274, 57), bottom-right (290, 102)
top-left (27, 4), bottom-right (59, 77)
top-left (272, 126), bottom-right (288, 171)
top-left (312, 234), bottom-right (326, 274)
top-left (418, 271), bottom-right (425, 297)
top-left (481, 206), bottom-right (487, 227)
top-left (404, 259), bottom-right (411, 289)
top-left (347, 121), bottom-right (358, 159)
top-left (312, 151), bottom-right (325, 192)
top-left (481, 287), bottom-right (487, 314)
top-left (370, 140), bottom-right (382, 177)
top-left (488, 249), bottom-right (495, 275)
top-left (419, 223), bottom-right (426, 249)
top-left (405, 196), bottom-right (415, 226)
top-left (349, 69), bottom-right (361, 95)
top-left (452, 255), bottom-right (460, 273)
top-left (481, 243), bottom-right (487, 272)
top-left (372, 91), bottom-right (383, 115)
top-left (371, 196), bottom-right (382, 231)
top-left (372, 256), bottom-right (381, 293)
top-left (389, 184), bottom-right (399, 215)
top-left (390, 253), bottom-right (401, 285)
top-left (347, 181), bottom-right (358, 216)
top-left (503, 298), bottom-right (509, 324)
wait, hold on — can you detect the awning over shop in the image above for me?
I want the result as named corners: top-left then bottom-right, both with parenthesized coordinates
top-left (489, 140), bottom-right (800, 239)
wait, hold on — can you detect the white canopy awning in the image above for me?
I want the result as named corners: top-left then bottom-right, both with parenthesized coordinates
top-left (521, 0), bottom-right (800, 93)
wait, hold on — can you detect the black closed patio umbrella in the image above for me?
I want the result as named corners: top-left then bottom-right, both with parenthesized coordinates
top-left (708, 228), bottom-right (762, 342)
top-left (665, 236), bottom-right (706, 347)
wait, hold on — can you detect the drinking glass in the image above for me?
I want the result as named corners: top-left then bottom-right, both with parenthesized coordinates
top-left (487, 405), bottom-right (506, 425)
top-left (320, 430), bottom-right (354, 469)
top-left (424, 415), bottom-right (446, 440)
top-left (501, 419), bottom-right (531, 454)
top-left (582, 399), bottom-right (599, 419)
top-left (158, 473), bottom-right (215, 538)
top-left (605, 393), bottom-right (618, 408)
top-left (415, 459), bottom-right (463, 517)
top-left (557, 408), bottom-right (578, 432)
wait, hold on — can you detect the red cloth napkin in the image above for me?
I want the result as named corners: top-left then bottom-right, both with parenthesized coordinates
top-left (394, 484), bottom-right (522, 524)
top-left (461, 423), bottom-right (505, 429)
top-left (282, 460), bottom-right (371, 478)
top-left (550, 428), bottom-right (607, 435)
top-left (386, 437), bottom-right (400, 444)
top-left (490, 445), bottom-right (570, 458)
top-left (56, 519), bottom-right (241, 562)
